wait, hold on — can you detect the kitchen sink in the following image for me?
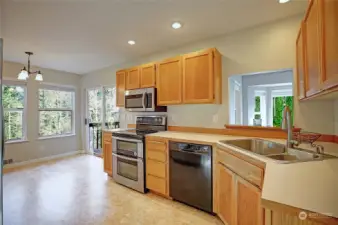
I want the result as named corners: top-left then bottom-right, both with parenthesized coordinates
top-left (220, 139), bottom-right (286, 155)
top-left (219, 139), bottom-right (336, 163)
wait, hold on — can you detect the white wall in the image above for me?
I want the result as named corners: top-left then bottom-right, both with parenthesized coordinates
top-left (81, 15), bottom-right (336, 135)
top-left (0, 0), bottom-right (2, 38)
top-left (3, 61), bottom-right (82, 163)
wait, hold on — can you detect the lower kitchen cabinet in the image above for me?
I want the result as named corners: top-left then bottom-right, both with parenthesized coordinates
top-left (216, 147), bottom-right (264, 225)
top-left (236, 176), bottom-right (263, 225)
top-left (145, 137), bottom-right (169, 197)
top-left (218, 163), bottom-right (236, 225)
top-left (103, 132), bottom-right (113, 176)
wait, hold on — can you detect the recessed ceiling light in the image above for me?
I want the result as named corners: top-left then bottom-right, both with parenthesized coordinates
top-left (128, 40), bottom-right (136, 45)
top-left (172, 22), bottom-right (182, 29)
top-left (279, 0), bottom-right (290, 3)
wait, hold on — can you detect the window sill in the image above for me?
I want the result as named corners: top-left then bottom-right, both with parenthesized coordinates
top-left (5, 139), bottom-right (29, 145)
top-left (37, 134), bottom-right (76, 140)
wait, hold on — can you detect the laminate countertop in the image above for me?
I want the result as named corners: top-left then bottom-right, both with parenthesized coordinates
top-left (147, 131), bottom-right (338, 219)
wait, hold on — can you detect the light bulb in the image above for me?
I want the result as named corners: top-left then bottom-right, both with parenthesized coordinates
top-left (35, 71), bottom-right (43, 81)
top-left (18, 68), bottom-right (29, 80)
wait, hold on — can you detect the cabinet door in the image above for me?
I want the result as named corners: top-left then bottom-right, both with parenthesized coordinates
top-left (321, 0), bottom-right (338, 89)
top-left (126, 67), bottom-right (140, 90)
top-left (116, 70), bottom-right (126, 107)
top-left (156, 56), bottom-right (182, 105)
top-left (217, 163), bottom-right (236, 225)
top-left (140, 63), bottom-right (156, 88)
top-left (182, 49), bottom-right (214, 103)
top-left (305, 0), bottom-right (322, 97)
top-left (236, 176), bottom-right (263, 225)
top-left (103, 141), bottom-right (112, 176)
top-left (296, 24), bottom-right (306, 100)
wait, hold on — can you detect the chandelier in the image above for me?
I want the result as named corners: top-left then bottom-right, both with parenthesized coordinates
top-left (18, 52), bottom-right (43, 81)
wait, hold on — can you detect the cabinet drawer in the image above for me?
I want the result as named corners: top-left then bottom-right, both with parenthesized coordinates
top-left (146, 159), bottom-right (166, 178)
top-left (217, 150), bottom-right (263, 188)
top-left (146, 140), bottom-right (167, 152)
top-left (103, 132), bottom-right (112, 143)
top-left (146, 174), bottom-right (166, 195)
top-left (146, 149), bottom-right (167, 162)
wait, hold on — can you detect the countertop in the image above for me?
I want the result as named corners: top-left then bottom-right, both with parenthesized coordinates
top-left (147, 131), bottom-right (338, 219)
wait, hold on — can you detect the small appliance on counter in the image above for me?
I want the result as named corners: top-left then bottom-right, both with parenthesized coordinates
top-left (111, 116), bottom-right (167, 193)
top-left (124, 87), bottom-right (167, 112)
top-left (169, 141), bottom-right (213, 213)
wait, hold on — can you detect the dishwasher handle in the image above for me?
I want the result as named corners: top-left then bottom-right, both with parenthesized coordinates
top-left (170, 148), bottom-right (210, 156)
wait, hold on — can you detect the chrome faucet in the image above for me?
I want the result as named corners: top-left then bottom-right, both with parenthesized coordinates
top-left (282, 106), bottom-right (293, 148)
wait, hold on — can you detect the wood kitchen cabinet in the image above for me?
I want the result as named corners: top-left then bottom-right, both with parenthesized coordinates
top-left (304, 0), bottom-right (322, 97)
top-left (236, 176), bottom-right (263, 225)
top-left (145, 137), bottom-right (169, 197)
top-left (217, 163), bottom-right (236, 225)
top-left (215, 147), bottom-right (264, 225)
top-left (321, 0), bottom-right (338, 90)
top-left (140, 63), bottom-right (156, 88)
top-left (126, 67), bottom-right (140, 90)
top-left (296, 23), bottom-right (306, 100)
top-left (103, 132), bottom-right (113, 176)
top-left (156, 56), bottom-right (183, 105)
top-left (182, 48), bottom-right (222, 104)
top-left (116, 70), bottom-right (126, 107)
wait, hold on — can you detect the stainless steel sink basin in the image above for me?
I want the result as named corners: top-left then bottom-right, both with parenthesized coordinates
top-left (219, 139), bottom-right (335, 163)
top-left (220, 139), bottom-right (286, 155)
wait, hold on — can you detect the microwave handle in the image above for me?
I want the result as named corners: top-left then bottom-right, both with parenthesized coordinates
top-left (142, 92), bottom-right (146, 110)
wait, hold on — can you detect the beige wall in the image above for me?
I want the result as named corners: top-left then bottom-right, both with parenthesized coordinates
top-left (335, 100), bottom-right (338, 135)
top-left (81, 15), bottom-right (336, 135)
top-left (3, 61), bottom-right (82, 163)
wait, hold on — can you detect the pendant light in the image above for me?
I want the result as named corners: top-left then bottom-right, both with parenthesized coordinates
top-left (17, 52), bottom-right (43, 81)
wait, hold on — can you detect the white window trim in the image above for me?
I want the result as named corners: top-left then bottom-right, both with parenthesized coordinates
top-left (3, 80), bottom-right (28, 143)
top-left (38, 84), bottom-right (76, 139)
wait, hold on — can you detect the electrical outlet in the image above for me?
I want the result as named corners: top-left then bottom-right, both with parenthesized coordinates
top-left (213, 114), bottom-right (219, 123)
top-left (4, 159), bottom-right (13, 165)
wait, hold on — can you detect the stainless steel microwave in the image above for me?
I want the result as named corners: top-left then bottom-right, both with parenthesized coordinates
top-left (124, 88), bottom-right (167, 112)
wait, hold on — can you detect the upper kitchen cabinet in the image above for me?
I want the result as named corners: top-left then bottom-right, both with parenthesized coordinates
top-left (182, 48), bottom-right (222, 104)
top-left (296, 23), bottom-right (306, 100)
top-left (140, 63), bottom-right (156, 88)
top-left (116, 70), bottom-right (126, 107)
top-left (304, 0), bottom-right (322, 97)
top-left (156, 56), bottom-right (183, 105)
top-left (321, 0), bottom-right (338, 90)
top-left (126, 67), bottom-right (140, 90)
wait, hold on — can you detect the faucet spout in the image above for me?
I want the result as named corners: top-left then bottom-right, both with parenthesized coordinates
top-left (282, 106), bottom-right (293, 148)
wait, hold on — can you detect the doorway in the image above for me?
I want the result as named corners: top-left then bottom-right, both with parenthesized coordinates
top-left (85, 86), bottom-right (119, 156)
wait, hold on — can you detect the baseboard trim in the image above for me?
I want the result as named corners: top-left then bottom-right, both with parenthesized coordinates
top-left (4, 150), bottom-right (84, 171)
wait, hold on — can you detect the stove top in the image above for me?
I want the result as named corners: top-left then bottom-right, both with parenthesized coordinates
top-left (112, 116), bottom-right (167, 140)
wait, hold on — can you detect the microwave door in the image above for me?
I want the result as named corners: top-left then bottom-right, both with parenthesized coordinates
top-left (125, 93), bottom-right (144, 111)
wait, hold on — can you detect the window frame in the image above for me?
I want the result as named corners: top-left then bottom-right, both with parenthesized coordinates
top-left (2, 80), bottom-right (28, 143)
top-left (38, 84), bottom-right (76, 139)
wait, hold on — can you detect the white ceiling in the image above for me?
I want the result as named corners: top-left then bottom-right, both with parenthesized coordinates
top-left (1, 0), bottom-right (307, 74)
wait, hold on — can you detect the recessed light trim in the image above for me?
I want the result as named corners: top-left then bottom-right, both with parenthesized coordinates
top-left (128, 40), bottom-right (136, 45)
top-left (279, 0), bottom-right (290, 3)
top-left (172, 22), bottom-right (182, 29)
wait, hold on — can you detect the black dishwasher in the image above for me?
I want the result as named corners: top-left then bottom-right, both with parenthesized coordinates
top-left (169, 141), bottom-right (212, 213)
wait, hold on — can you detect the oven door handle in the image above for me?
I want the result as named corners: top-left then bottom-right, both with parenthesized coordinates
top-left (112, 136), bottom-right (143, 143)
top-left (112, 152), bottom-right (140, 162)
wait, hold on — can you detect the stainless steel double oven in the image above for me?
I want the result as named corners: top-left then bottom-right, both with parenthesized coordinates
top-left (112, 135), bottom-right (145, 193)
top-left (111, 116), bottom-right (167, 193)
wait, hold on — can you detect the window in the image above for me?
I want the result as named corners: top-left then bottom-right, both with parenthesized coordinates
top-left (103, 87), bottom-right (119, 128)
top-left (38, 86), bottom-right (75, 137)
top-left (272, 96), bottom-right (294, 127)
top-left (2, 82), bottom-right (26, 141)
